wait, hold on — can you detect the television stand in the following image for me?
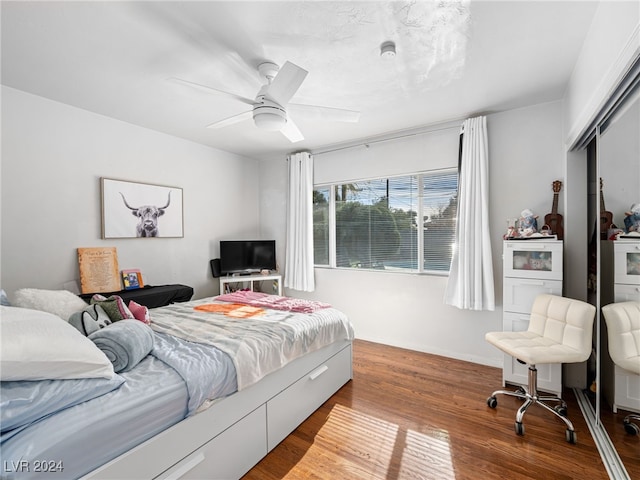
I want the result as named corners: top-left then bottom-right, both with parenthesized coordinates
top-left (219, 273), bottom-right (282, 296)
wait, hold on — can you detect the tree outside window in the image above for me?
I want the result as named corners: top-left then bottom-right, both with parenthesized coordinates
top-left (314, 169), bottom-right (457, 274)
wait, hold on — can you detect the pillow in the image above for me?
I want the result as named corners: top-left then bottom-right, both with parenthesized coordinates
top-left (12, 288), bottom-right (87, 320)
top-left (68, 304), bottom-right (112, 336)
top-left (0, 289), bottom-right (10, 306)
top-left (128, 300), bottom-right (151, 324)
top-left (90, 294), bottom-right (134, 322)
top-left (0, 306), bottom-right (115, 381)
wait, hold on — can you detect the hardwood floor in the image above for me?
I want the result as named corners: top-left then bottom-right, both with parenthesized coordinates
top-left (244, 339), bottom-right (613, 480)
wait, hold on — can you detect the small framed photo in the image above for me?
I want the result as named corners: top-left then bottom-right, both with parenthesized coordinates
top-left (101, 178), bottom-right (184, 239)
top-left (122, 269), bottom-right (144, 290)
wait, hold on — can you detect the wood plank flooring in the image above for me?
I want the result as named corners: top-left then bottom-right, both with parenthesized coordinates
top-left (243, 339), bottom-right (615, 480)
top-left (600, 401), bottom-right (640, 479)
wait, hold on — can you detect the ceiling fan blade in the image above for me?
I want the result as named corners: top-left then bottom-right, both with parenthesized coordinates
top-left (281, 116), bottom-right (304, 143)
top-left (139, 3), bottom-right (264, 83)
top-left (206, 110), bottom-right (253, 129)
top-left (169, 77), bottom-right (255, 106)
top-left (265, 61), bottom-right (308, 106)
top-left (289, 103), bottom-right (361, 123)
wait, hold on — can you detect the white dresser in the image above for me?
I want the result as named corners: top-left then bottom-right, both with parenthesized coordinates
top-left (613, 239), bottom-right (640, 302)
top-left (610, 239), bottom-right (640, 413)
top-left (502, 240), bottom-right (563, 395)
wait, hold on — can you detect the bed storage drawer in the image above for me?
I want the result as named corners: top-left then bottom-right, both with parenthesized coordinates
top-left (266, 345), bottom-right (352, 451)
top-left (156, 405), bottom-right (267, 480)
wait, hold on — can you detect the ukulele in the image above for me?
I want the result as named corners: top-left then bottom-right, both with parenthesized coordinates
top-left (599, 178), bottom-right (614, 239)
top-left (544, 180), bottom-right (564, 240)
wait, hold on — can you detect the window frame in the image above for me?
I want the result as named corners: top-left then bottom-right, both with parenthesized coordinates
top-left (313, 167), bottom-right (458, 276)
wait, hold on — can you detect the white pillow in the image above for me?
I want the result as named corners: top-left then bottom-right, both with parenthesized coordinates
top-left (0, 306), bottom-right (115, 381)
top-left (13, 288), bottom-right (88, 320)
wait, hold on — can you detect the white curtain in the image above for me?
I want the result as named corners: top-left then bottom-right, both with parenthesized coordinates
top-left (284, 151), bottom-right (315, 292)
top-left (444, 116), bottom-right (495, 311)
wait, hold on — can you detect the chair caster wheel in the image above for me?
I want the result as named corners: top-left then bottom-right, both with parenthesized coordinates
top-left (623, 420), bottom-right (639, 436)
top-left (554, 405), bottom-right (568, 417)
top-left (565, 429), bottom-right (577, 444)
top-left (487, 396), bottom-right (497, 408)
top-left (515, 421), bottom-right (525, 436)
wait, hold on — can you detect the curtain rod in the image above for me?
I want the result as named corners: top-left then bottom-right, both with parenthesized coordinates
top-left (311, 121), bottom-right (462, 157)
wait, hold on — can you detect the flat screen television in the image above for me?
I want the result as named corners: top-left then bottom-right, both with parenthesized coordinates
top-left (219, 240), bottom-right (276, 275)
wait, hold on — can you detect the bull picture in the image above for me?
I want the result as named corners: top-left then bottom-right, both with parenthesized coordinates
top-left (120, 191), bottom-right (171, 237)
top-left (101, 178), bottom-right (183, 239)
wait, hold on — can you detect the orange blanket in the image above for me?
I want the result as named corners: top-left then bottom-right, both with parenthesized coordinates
top-left (194, 303), bottom-right (265, 318)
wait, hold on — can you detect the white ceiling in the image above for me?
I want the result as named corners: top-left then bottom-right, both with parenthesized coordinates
top-left (1, 1), bottom-right (599, 160)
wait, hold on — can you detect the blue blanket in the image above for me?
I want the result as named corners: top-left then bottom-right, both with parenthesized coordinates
top-left (89, 320), bottom-right (154, 373)
top-left (150, 332), bottom-right (237, 415)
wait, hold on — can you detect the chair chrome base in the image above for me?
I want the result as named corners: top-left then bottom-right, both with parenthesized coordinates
top-left (487, 364), bottom-right (578, 444)
top-left (623, 413), bottom-right (640, 435)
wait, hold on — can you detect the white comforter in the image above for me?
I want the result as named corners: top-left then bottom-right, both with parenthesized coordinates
top-left (149, 296), bottom-right (354, 390)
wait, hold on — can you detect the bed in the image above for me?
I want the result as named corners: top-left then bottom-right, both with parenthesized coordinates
top-left (0, 289), bottom-right (354, 480)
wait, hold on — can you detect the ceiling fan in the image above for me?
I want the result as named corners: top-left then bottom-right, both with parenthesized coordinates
top-left (171, 61), bottom-right (360, 143)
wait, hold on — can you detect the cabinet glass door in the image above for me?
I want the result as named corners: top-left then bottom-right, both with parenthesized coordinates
top-left (503, 241), bottom-right (562, 280)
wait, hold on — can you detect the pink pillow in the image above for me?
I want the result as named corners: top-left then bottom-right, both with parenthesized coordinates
top-left (128, 301), bottom-right (151, 325)
top-left (90, 294), bottom-right (134, 322)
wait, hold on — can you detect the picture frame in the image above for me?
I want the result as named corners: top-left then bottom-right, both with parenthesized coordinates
top-left (77, 247), bottom-right (120, 294)
top-left (101, 178), bottom-right (184, 239)
top-left (121, 269), bottom-right (144, 290)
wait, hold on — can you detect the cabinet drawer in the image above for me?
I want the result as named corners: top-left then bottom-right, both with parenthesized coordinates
top-left (614, 365), bottom-right (640, 414)
top-left (614, 283), bottom-right (640, 302)
top-left (157, 405), bottom-right (267, 480)
top-left (503, 278), bottom-right (562, 314)
top-left (503, 241), bottom-right (563, 281)
top-left (267, 345), bottom-right (352, 451)
top-left (614, 241), bottom-right (640, 285)
top-left (502, 312), bottom-right (562, 394)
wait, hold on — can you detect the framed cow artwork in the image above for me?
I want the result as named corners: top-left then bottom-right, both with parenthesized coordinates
top-left (101, 178), bottom-right (184, 239)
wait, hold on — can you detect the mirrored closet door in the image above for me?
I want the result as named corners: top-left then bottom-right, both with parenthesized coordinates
top-left (592, 70), bottom-right (640, 479)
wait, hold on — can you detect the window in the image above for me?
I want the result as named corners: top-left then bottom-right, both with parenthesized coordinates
top-left (314, 169), bottom-right (458, 273)
top-left (313, 187), bottom-right (330, 265)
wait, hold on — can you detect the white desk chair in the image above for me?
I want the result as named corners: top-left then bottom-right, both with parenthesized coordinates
top-left (485, 294), bottom-right (595, 444)
top-left (602, 301), bottom-right (640, 435)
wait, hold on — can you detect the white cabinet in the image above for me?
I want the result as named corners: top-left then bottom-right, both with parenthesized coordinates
top-left (503, 240), bottom-right (563, 395)
top-left (613, 240), bottom-right (640, 302)
top-left (610, 239), bottom-right (640, 413)
top-left (220, 273), bottom-right (282, 296)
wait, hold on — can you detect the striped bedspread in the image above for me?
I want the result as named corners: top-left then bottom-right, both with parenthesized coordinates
top-left (149, 296), bottom-right (354, 390)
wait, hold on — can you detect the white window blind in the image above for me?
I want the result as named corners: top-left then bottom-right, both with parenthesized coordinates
top-left (423, 171), bottom-right (458, 272)
top-left (314, 169), bottom-right (457, 274)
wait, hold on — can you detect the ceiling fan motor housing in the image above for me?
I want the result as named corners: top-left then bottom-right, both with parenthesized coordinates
top-left (253, 97), bottom-right (287, 131)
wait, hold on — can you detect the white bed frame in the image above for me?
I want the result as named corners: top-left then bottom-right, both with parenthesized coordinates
top-left (83, 340), bottom-right (352, 480)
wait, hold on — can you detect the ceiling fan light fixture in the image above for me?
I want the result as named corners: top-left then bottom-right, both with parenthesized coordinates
top-left (380, 41), bottom-right (396, 59)
top-left (253, 103), bottom-right (287, 131)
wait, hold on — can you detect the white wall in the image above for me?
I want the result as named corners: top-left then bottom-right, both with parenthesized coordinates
top-left (260, 101), bottom-right (565, 367)
top-left (599, 99), bottom-right (640, 225)
top-left (1, 86), bottom-right (261, 300)
top-left (564, 0), bottom-right (640, 147)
